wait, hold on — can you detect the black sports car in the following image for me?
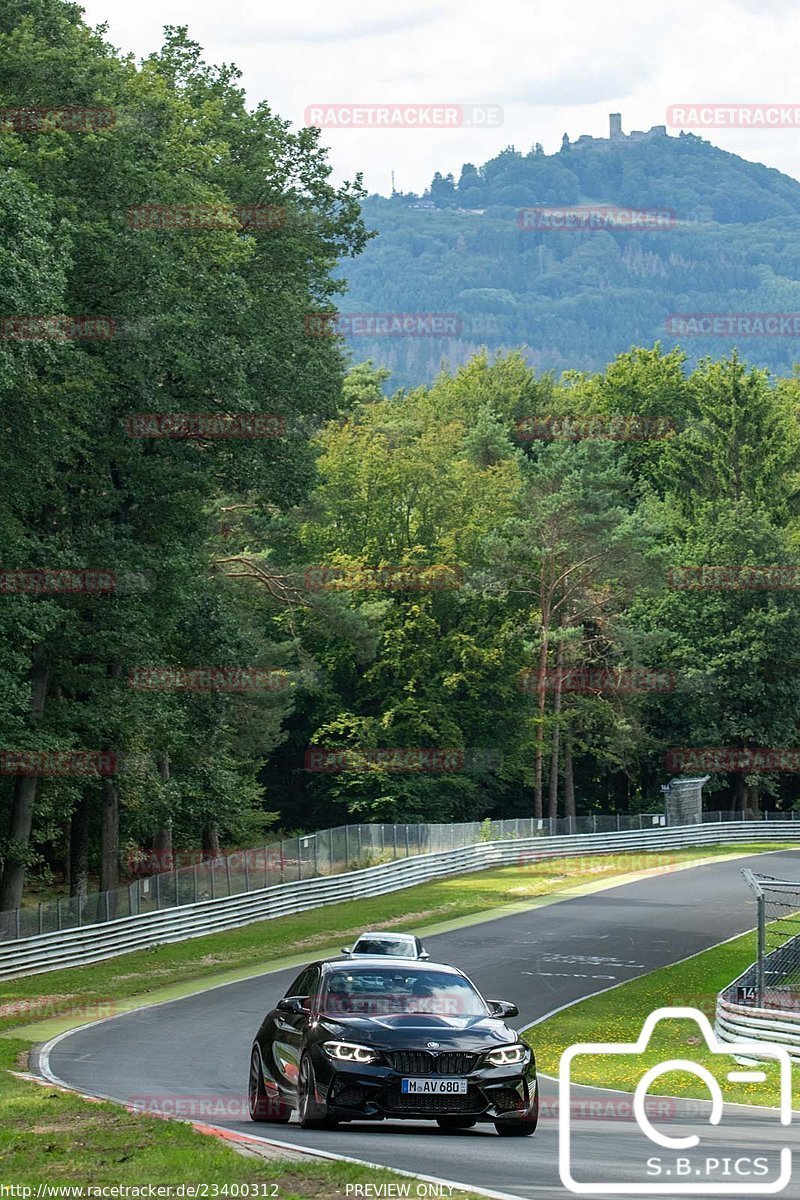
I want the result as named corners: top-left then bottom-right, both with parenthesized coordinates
top-left (248, 957), bottom-right (537, 1136)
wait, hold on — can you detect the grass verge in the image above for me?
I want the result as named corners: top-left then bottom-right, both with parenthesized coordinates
top-left (526, 928), bottom-right (800, 1109)
top-left (0, 843), bottom-right (793, 1187)
top-left (0, 1038), bottom-right (482, 1196)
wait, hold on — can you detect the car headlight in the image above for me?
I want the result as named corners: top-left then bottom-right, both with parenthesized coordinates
top-left (484, 1044), bottom-right (530, 1067)
top-left (322, 1040), bottom-right (379, 1064)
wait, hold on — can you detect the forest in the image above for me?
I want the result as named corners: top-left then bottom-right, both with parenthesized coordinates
top-left (2, 0), bottom-right (800, 912)
top-left (340, 134), bottom-right (800, 385)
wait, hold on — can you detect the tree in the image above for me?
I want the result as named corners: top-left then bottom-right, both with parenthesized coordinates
top-left (0, 2), bottom-right (368, 907)
top-left (486, 442), bottom-right (659, 817)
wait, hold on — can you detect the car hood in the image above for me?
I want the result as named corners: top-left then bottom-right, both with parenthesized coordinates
top-left (316, 1013), bottom-right (519, 1050)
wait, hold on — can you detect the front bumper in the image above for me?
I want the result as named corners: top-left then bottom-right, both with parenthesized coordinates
top-left (312, 1050), bottom-right (537, 1122)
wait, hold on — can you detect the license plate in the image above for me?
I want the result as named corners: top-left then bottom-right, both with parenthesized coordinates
top-left (401, 1078), bottom-right (468, 1094)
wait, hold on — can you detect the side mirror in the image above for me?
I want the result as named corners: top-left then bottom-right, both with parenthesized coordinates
top-left (489, 1000), bottom-right (519, 1019)
top-left (277, 996), bottom-right (306, 1015)
top-left (419, 950), bottom-right (430, 960)
top-left (341, 947), bottom-right (352, 956)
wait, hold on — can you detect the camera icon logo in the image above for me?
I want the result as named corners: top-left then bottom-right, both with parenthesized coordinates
top-left (559, 1006), bottom-right (792, 1195)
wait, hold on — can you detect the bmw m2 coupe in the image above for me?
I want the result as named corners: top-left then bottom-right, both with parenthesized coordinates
top-left (248, 957), bottom-right (537, 1135)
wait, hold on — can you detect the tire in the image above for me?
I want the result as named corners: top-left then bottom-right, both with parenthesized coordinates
top-left (298, 1052), bottom-right (338, 1130)
top-left (494, 1090), bottom-right (538, 1137)
top-left (248, 1046), bottom-right (291, 1123)
top-left (436, 1117), bottom-right (477, 1131)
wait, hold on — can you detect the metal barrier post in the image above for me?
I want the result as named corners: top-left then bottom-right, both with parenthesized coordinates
top-left (757, 893), bottom-right (766, 1007)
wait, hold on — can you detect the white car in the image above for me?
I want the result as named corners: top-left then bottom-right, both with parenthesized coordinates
top-left (341, 931), bottom-right (430, 959)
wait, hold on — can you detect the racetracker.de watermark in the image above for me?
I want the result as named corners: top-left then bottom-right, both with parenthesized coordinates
top-left (519, 668), bottom-right (675, 694)
top-left (0, 316), bottom-right (114, 339)
top-left (128, 667), bottom-right (290, 692)
top-left (666, 313), bottom-right (800, 337)
top-left (668, 565), bottom-right (800, 589)
top-left (0, 106), bottom-right (115, 131)
top-left (515, 415), bottom-right (675, 441)
top-left (305, 747), bottom-right (502, 772)
top-left (128, 1093), bottom-right (252, 1120)
top-left (0, 751), bottom-right (118, 776)
top-left (304, 565), bottom-right (463, 591)
top-left (517, 207), bottom-right (675, 231)
top-left (666, 747), bottom-right (800, 772)
top-left (125, 846), bottom-right (287, 875)
top-left (667, 104), bottom-right (800, 128)
top-left (124, 414), bottom-right (285, 438)
top-left (305, 313), bottom-right (462, 337)
top-left (516, 851), bottom-right (682, 875)
top-left (0, 996), bottom-right (116, 1020)
top-left (0, 569), bottom-right (153, 594)
top-left (127, 204), bottom-right (285, 231)
top-left (304, 103), bottom-right (502, 129)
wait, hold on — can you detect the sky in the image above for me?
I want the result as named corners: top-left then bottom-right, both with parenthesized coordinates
top-left (77, 0), bottom-right (800, 196)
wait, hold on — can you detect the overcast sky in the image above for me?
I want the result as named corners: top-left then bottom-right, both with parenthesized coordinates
top-left (77, 0), bottom-right (800, 195)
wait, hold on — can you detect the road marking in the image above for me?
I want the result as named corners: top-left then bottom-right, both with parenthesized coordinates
top-left (526, 971), bottom-right (617, 980)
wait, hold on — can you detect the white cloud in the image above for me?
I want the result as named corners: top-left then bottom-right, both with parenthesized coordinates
top-left (75, 0), bottom-right (800, 194)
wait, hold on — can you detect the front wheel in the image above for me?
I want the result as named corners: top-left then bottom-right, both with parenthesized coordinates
top-left (248, 1046), bottom-right (291, 1123)
top-left (436, 1117), bottom-right (477, 1130)
top-left (298, 1052), bottom-right (338, 1130)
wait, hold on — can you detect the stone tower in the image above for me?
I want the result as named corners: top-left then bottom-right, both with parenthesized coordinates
top-left (609, 112), bottom-right (622, 139)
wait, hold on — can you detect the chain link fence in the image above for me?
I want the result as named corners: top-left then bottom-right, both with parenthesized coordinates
top-left (742, 869), bottom-right (800, 1009)
top-left (1, 808), bottom-right (796, 943)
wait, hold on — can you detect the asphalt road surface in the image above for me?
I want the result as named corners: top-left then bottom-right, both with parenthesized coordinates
top-left (43, 850), bottom-right (800, 1200)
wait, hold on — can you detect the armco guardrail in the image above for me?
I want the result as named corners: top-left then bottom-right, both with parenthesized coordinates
top-left (716, 934), bottom-right (800, 1060)
top-left (1, 819), bottom-right (798, 981)
top-left (716, 992), bottom-right (800, 1061)
top-left (0, 813), bottom-right (675, 942)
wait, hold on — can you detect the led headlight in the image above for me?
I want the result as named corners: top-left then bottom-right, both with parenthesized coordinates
top-left (484, 1044), bottom-right (530, 1067)
top-left (322, 1040), bottom-right (379, 1064)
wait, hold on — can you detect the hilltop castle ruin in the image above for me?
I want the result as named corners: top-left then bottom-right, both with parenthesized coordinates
top-left (562, 113), bottom-right (668, 150)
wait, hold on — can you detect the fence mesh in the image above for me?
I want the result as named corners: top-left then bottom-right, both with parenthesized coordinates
top-left (0, 809), bottom-right (796, 943)
top-left (743, 871), bottom-right (800, 1010)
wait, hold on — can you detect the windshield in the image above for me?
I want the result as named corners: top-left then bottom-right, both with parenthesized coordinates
top-left (353, 936), bottom-right (416, 957)
top-left (321, 967), bottom-right (488, 1017)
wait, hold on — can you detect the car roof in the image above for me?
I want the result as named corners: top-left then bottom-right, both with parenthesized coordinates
top-left (320, 957), bottom-right (460, 973)
top-left (354, 931), bottom-right (417, 941)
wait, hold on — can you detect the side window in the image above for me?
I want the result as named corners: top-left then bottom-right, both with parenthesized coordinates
top-left (304, 966), bottom-right (321, 1007)
top-left (285, 966), bottom-right (316, 999)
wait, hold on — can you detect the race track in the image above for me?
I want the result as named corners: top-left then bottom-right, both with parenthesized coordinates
top-left (41, 850), bottom-right (800, 1200)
